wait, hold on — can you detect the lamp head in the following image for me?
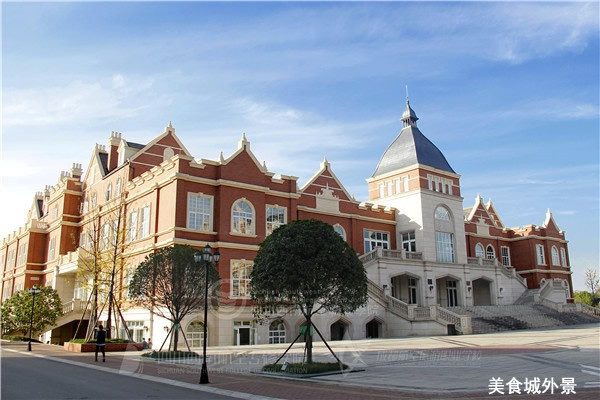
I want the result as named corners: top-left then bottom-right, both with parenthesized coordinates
top-left (194, 251), bottom-right (202, 264)
top-left (203, 244), bottom-right (211, 262)
top-left (214, 250), bottom-right (220, 263)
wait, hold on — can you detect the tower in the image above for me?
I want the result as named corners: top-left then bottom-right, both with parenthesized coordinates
top-left (368, 97), bottom-right (467, 264)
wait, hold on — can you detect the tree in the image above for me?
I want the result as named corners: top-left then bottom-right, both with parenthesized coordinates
top-left (573, 291), bottom-right (594, 306)
top-left (584, 268), bottom-right (599, 299)
top-left (0, 286), bottom-right (62, 336)
top-left (128, 245), bottom-right (220, 352)
top-left (251, 220), bottom-right (368, 364)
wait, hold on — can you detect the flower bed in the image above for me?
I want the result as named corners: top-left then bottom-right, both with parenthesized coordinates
top-left (262, 362), bottom-right (348, 375)
top-left (64, 341), bottom-right (142, 352)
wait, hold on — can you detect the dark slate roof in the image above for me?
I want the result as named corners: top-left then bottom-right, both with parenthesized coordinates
top-left (98, 152), bottom-right (109, 175)
top-left (126, 141), bottom-right (145, 150)
top-left (372, 125), bottom-right (455, 177)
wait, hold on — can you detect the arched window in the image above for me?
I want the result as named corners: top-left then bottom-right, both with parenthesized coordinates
top-left (551, 246), bottom-right (560, 265)
top-left (105, 184), bottom-right (112, 201)
top-left (268, 320), bottom-right (286, 344)
top-left (434, 206), bottom-right (450, 221)
top-left (475, 243), bottom-right (485, 258)
top-left (333, 224), bottom-right (346, 241)
top-left (434, 206), bottom-right (454, 263)
top-left (486, 245), bottom-right (495, 260)
top-left (186, 320), bottom-right (205, 348)
top-left (115, 177), bottom-right (122, 197)
top-left (163, 147), bottom-right (175, 161)
top-left (232, 199), bottom-right (255, 235)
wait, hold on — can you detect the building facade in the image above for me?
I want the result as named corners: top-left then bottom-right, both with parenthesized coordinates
top-left (1, 99), bottom-right (573, 347)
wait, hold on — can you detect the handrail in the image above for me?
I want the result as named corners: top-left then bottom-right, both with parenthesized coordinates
top-left (579, 303), bottom-right (600, 316)
top-left (386, 295), bottom-right (409, 318)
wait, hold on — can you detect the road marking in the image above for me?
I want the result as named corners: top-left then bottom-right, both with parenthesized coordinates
top-left (2, 348), bottom-right (281, 400)
top-left (580, 364), bottom-right (600, 371)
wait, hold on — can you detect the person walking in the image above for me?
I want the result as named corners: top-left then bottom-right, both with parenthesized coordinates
top-left (95, 325), bottom-right (106, 362)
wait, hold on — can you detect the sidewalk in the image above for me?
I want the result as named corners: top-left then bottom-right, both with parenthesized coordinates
top-left (2, 336), bottom-right (599, 399)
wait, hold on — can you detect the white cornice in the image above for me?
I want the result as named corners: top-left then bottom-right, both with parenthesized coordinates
top-left (517, 269), bottom-right (572, 275)
top-left (366, 163), bottom-right (461, 183)
top-left (296, 205), bottom-right (396, 225)
top-left (465, 232), bottom-right (568, 244)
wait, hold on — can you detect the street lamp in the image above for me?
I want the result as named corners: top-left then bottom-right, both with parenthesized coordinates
top-left (194, 244), bottom-right (219, 384)
top-left (27, 286), bottom-right (41, 351)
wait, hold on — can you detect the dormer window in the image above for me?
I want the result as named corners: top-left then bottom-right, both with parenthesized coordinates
top-left (118, 150), bottom-right (125, 165)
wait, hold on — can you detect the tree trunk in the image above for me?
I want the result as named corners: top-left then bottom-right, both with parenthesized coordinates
top-left (172, 321), bottom-right (179, 352)
top-left (305, 315), bottom-right (313, 364)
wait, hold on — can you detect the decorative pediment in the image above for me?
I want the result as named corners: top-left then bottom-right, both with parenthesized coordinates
top-left (315, 184), bottom-right (340, 213)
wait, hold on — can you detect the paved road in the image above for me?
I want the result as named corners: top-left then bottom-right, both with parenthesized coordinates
top-left (1, 351), bottom-right (237, 400)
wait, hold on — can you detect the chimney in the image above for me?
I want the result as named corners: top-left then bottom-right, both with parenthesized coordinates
top-left (107, 131), bottom-right (122, 171)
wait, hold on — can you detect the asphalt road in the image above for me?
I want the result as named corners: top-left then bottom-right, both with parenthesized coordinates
top-left (1, 351), bottom-right (238, 400)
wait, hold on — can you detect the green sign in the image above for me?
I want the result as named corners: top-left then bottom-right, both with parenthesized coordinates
top-left (299, 325), bottom-right (314, 336)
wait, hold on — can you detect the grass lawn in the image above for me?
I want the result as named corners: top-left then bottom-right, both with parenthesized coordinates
top-left (262, 362), bottom-right (348, 375)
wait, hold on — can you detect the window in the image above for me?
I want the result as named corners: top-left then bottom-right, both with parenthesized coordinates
top-left (120, 320), bottom-right (144, 343)
top-left (7, 250), bottom-right (15, 268)
top-left (333, 224), bottom-right (346, 241)
top-left (401, 231), bottom-right (416, 252)
top-left (101, 223), bottom-right (110, 249)
top-left (231, 199), bottom-right (254, 235)
top-left (475, 243), bottom-right (485, 258)
top-left (83, 199), bottom-right (89, 214)
top-left (188, 194), bottom-right (213, 232)
top-left (560, 248), bottom-right (568, 267)
top-left (231, 260), bottom-right (252, 297)
top-left (91, 192), bottom-right (97, 209)
top-left (408, 278), bottom-right (418, 304)
top-left (486, 245), bottom-right (495, 260)
top-left (379, 183), bottom-right (385, 198)
top-left (49, 237), bottom-right (56, 260)
top-left (140, 206), bottom-right (151, 238)
top-left (269, 321), bottom-right (286, 344)
top-left (105, 184), bottom-right (112, 201)
top-left (435, 232), bottom-right (455, 263)
top-left (128, 211), bottom-right (138, 242)
top-left (403, 176), bottom-right (409, 192)
top-left (428, 175), bottom-right (452, 195)
top-left (434, 206), bottom-right (451, 221)
top-left (51, 205), bottom-right (58, 219)
top-left (115, 178), bottom-right (122, 197)
top-left (118, 150), bottom-right (125, 165)
top-left (551, 246), bottom-right (560, 266)
top-left (17, 243), bottom-right (28, 266)
top-left (186, 320), bottom-right (206, 348)
top-left (80, 232), bottom-right (87, 249)
top-left (387, 182), bottom-right (393, 196)
top-left (163, 147), bottom-right (175, 161)
top-left (364, 230), bottom-right (390, 253)
top-left (395, 179), bottom-right (400, 194)
top-left (501, 246), bottom-right (511, 266)
top-left (266, 205), bottom-right (286, 235)
top-left (536, 244), bottom-right (546, 265)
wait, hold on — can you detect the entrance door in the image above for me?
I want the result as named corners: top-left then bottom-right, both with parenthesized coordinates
top-left (446, 280), bottom-right (458, 307)
top-left (366, 320), bottom-right (380, 338)
top-left (238, 328), bottom-right (250, 345)
top-left (408, 278), bottom-right (418, 305)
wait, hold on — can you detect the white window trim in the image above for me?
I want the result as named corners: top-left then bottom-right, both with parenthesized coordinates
top-left (486, 245), bottom-right (495, 260)
top-left (231, 198), bottom-right (256, 236)
top-left (551, 245), bottom-right (560, 266)
top-left (400, 231), bottom-right (416, 252)
top-left (560, 248), bottom-right (568, 267)
top-left (140, 204), bottom-right (152, 238)
top-left (230, 259), bottom-right (253, 298)
top-left (187, 193), bottom-right (214, 232)
top-left (475, 243), bottom-right (485, 258)
top-left (333, 223), bottom-right (347, 241)
top-left (378, 183), bottom-right (385, 198)
top-left (128, 210), bottom-right (138, 242)
top-left (501, 246), bottom-right (511, 266)
top-left (265, 204), bottom-right (287, 236)
top-left (536, 244), bottom-right (546, 265)
top-left (363, 229), bottom-right (391, 253)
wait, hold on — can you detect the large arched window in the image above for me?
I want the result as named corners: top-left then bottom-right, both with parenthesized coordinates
top-left (231, 199), bottom-right (255, 235)
top-left (475, 243), bottom-right (485, 258)
top-left (486, 245), bottom-right (495, 260)
top-left (333, 224), bottom-right (346, 241)
top-left (551, 246), bottom-right (560, 265)
top-left (186, 320), bottom-right (205, 348)
top-left (268, 320), bottom-right (286, 344)
top-left (434, 206), bottom-right (455, 263)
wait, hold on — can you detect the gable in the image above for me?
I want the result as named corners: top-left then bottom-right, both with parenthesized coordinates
top-left (300, 159), bottom-right (353, 202)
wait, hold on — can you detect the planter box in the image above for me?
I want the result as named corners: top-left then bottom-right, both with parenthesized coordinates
top-left (64, 342), bottom-right (142, 352)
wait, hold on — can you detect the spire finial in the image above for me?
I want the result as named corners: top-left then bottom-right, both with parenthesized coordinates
top-left (406, 85), bottom-right (409, 103)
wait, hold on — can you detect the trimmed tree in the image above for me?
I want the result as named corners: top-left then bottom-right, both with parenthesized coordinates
top-left (251, 219), bottom-right (368, 363)
top-left (0, 286), bottom-right (62, 336)
top-left (128, 245), bottom-right (220, 352)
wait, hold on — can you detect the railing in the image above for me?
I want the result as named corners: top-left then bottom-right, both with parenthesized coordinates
top-left (359, 249), bottom-right (378, 264)
top-left (367, 279), bottom-right (387, 302)
top-left (579, 303), bottom-right (600, 317)
top-left (57, 249), bottom-right (81, 266)
top-left (482, 258), bottom-right (495, 266)
top-left (436, 307), bottom-right (462, 327)
top-left (386, 295), bottom-right (409, 318)
top-left (467, 256), bottom-right (497, 266)
top-left (413, 307), bottom-right (431, 319)
top-left (359, 248), bottom-right (423, 264)
top-left (405, 252), bottom-right (423, 260)
top-left (62, 299), bottom-right (87, 314)
top-left (467, 257), bottom-right (480, 265)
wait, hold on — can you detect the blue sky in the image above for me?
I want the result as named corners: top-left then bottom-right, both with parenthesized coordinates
top-left (1, 2), bottom-right (598, 290)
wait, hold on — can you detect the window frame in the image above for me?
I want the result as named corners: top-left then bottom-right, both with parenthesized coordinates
top-left (551, 246), bottom-right (560, 266)
top-left (401, 231), bottom-right (416, 252)
top-left (560, 248), bottom-right (568, 267)
top-left (475, 243), bottom-right (485, 258)
top-left (230, 259), bottom-right (253, 298)
top-left (266, 204), bottom-right (287, 236)
top-left (187, 193), bottom-right (214, 232)
top-left (140, 205), bottom-right (151, 238)
top-left (536, 244), bottom-right (546, 265)
top-left (231, 198), bottom-right (255, 236)
top-left (49, 237), bottom-right (56, 260)
top-left (128, 210), bottom-right (138, 242)
top-left (435, 231), bottom-right (455, 263)
top-left (486, 245), bottom-right (495, 260)
top-left (501, 246), bottom-right (511, 266)
top-left (333, 223), bottom-right (346, 241)
top-left (363, 229), bottom-right (390, 253)
top-left (268, 320), bottom-right (286, 344)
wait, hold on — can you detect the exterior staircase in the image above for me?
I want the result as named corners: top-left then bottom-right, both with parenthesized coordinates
top-left (446, 305), bottom-right (600, 334)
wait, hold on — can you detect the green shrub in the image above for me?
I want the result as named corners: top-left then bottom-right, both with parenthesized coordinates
top-left (69, 338), bottom-right (131, 344)
top-left (142, 350), bottom-right (199, 359)
top-left (262, 362), bottom-right (348, 375)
